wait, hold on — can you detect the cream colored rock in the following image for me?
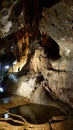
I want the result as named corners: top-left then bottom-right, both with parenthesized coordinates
top-left (13, 76), bottom-right (37, 99)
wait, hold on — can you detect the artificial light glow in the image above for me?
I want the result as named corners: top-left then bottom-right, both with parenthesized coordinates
top-left (0, 87), bottom-right (4, 93)
top-left (4, 65), bottom-right (10, 70)
top-left (13, 60), bottom-right (17, 65)
top-left (9, 74), bottom-right (17, 82)
top-left (4, 113), bottom-right (9, 118)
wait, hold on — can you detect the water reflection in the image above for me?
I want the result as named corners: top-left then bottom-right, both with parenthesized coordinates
top-left (9, 103), bottom-right (65, 124)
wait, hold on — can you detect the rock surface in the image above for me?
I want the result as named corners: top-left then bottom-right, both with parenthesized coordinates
top-left (0, 0), bottom-right (24, 38)
top-left (1, 0), bottom-right (73, 108)
top-left (39, 1), bottom-right (73, 107)
top-left (0, 1), bottom-right (73, 129)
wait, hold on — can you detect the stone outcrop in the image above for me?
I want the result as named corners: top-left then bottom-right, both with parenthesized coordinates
top-left (39, 1), bottom-right (73, 107)
top-left (0, 0), bottom-right (24, 38)
top-left (6, 38), bottom-right (73, 108)
top-left (29, 42), bottom-right (73, 108)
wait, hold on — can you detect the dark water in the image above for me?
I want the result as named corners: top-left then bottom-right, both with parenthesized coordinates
top-left (1, 97), bottom-right (73, 130)
top-left (7, 103), bottom-right (65, 124)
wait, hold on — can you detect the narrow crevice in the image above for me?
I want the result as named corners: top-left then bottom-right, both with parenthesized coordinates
top-left (48, 67), bottom-right (72, 73)
top-left (36, 75), bottom-right (44, 84)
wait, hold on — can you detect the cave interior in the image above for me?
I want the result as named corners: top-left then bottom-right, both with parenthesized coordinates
top-left (0, 0), bottom-right (73, 129)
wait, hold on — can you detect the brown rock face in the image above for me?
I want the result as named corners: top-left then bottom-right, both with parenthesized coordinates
top-left (38, 1), bottom-right (73, 107)
top-left (29, 42), bottom-right (73, 108)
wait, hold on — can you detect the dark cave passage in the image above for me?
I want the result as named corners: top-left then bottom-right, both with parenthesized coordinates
top-left (44, 37), bottom-right (60, 60)
top-left (41, 0), bottom-right (60, 8)
top-left (41, 34), bottom-right (61, 60)
top-left (21, 0), bottom-right (60, 38)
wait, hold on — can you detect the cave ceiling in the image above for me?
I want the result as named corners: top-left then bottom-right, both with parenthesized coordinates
top-left (0, 0), bottom-right (72, 39)
top-left (0, 0), bottom-right (66, 39)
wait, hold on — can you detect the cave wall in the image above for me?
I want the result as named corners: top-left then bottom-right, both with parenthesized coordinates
top-left (0, 0), bottom-right (73, 108)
